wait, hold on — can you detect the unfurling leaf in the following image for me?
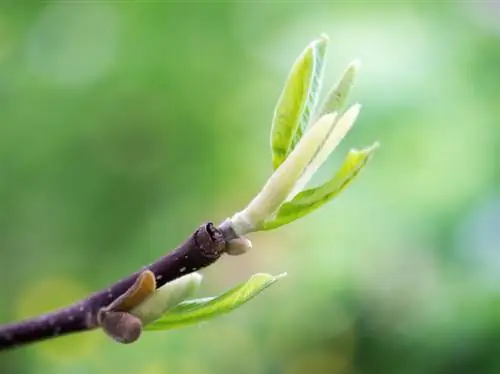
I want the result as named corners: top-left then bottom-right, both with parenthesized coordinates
top-left (236, 113), bottom-right (337, 234)
top-left (261, 142), bottom-right (379, 230)
top-left (144, 273), bottom-right (286, 331)
top-left (290, 104), bottom-right (361, 197)
top-left (226, 34), bottom-right (378, 238)
top-left (271, 35), bottom-right (328, 170)
top-left (130, 273), bottom-right (202, 325)
top-left (106, 270), bottom-right (157, 312)
top-left (318, 59), bottom-right (360, 117)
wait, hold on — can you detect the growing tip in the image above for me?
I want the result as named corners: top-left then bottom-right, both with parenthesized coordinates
top-left (276, 272), bottom-right (288, 280)
top-left (311, 33), bottom-right (329, 50)
top-left (349, 58), bottom-right (362, 71)
top-left (365, 141), bottom-right (381, 153)
top-left (347, 103), bottom-right (362, 118)
top-left (319, 33), bottom-right (330, 43)
top-left (351, 141), bottom-right (380, 157)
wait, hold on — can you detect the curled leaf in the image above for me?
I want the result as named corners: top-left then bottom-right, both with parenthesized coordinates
top-left (290, 104), bottom-right (361, 197)
top-left (144, 273), bottom-right (286, 331)
top-left (271, 35), bottom-right (328, 169)
top-left (232, 113), bottom-right (337, 235)
top-left (262, 142), bottom-right (379, 230)
top-left (106, 270), bottom-right (157, 312)
top-left (130, 273), bottom-right (202, 325)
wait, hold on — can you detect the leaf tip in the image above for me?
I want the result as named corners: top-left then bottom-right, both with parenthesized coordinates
top-left (350, 58), bottom-right (362, 71)
top-left (319, 32), bottom-right (329, 41)
top-left (367, 141), bottom-right (381, 152)
top-left (332, 104), bottom-right (361, 141)
top-left (251, 272), bottom-right (287, 283)
top-left (350, 102), bottom-right (362, 116)
top-left (355, 141), bottom-right (380, 157)
top-left (275, 272), bottom-right (288, 280)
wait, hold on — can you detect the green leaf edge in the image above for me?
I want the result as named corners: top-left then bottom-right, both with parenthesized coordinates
top-left (144, 273), bottom-right (286, 331)
top-left (261, 142), bottom-right (379, 230)
top-left (271, 35), bottom-right (329, 170)
top-left (291, 36), bottom-right (328, 150)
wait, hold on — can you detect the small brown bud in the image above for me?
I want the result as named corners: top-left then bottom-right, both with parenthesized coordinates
top-left (226, 237), bottom-right (252, 256)
top-left (98, 310), bottom-right (143, 344)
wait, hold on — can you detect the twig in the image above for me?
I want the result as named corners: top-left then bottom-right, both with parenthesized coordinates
top-left (0, 222), bottom-right (231, 351)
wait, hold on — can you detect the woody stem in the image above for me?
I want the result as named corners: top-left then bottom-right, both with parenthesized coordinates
top-left (0, 222), bottom-right (230, 351)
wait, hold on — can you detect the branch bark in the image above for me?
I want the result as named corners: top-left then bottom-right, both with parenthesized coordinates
top-left (0, 222), bottom-right (229, 351)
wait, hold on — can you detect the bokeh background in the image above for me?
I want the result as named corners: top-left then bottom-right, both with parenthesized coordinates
top-left (1, 1), bottom-right (500, 373)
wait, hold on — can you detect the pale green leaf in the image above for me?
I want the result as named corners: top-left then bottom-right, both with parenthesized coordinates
top-left (238, 113), bottom-right (337, 233)
top-left (261, 143), bottom-right (379, 230)
top-left (291, 36), bottom-right (329, 150)
top-left (130, 273), bottom-right (202, 325)
top-left (271, 35), bottom-right (328, 170)
top-left (318, 59), bottom-right (360, 118)
top-left (144, 273), bottom-right (286, 331)
top-left (289, 104), bottom-right (361, 198)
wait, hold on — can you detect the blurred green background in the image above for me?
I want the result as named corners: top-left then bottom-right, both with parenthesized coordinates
top-left (1, 1), bottom-right (500, 373)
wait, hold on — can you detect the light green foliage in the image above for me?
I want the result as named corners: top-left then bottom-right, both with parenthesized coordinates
top-left (144, 273), bottom-right (286, 331)
top-left (141, 34), bottom-right (375, 336)
top-left (262, 143), bottom-right (378, 230)
top-left (235, 112), bottom-right (338, 234)
top-left (263, 37), bottom-right (376, 230)
top-left (318, 60), bottom-right (360, 117)
top-left (291, 104), bottom-right (361, 197)
top-left (229, 34), bottom-right (377, 236)
top-left (3, 4), bottom-right (498, 373)
top-left (271, 36), bottom-right (328, 169)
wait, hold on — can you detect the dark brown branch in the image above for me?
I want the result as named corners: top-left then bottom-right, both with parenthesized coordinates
top-left (0, 222), bottom-right (228, 351)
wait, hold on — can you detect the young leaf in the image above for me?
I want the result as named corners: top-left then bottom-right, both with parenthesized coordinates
top-left (130, 273), bottom-right (202, 325)
top-left (318, 59), bottom-right (360, 117)
top-left (289, 104), bottom-right (361, 198)
top-left (261, 143), bottom-right (379, 230)
top-left (144, 273), bottom-right (286, 331)
top-left (271, 35), bottom-right (328, 170)
top-left (232, 113), bottom-right (337, 235)
top-left (291, 35), bottom-right (329, 150)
